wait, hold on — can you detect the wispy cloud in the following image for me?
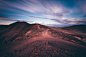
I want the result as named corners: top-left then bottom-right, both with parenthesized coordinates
top-left (0, 18), bottom-right (33, 22)
top-left (0, 18), bottom-right (22, 21)
top-left (51, 18), bottom-right (86, 24)
top-left (0, 16), bottom-right (10, 18)
top-left (0, 0), bottom-right (72, 17)
top-left (83, 15), bottom-right (86, 17)
top-left (0, 0), bottom-right (86, 26)
top-left (23, 15), bottom-right (50, 19)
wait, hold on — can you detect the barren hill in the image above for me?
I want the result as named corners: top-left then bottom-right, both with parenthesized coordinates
top-left (0, 21), bottom-right (49, 43)
top-left (62, 25), bottom-right (86, 33)
top-left (0, 22), bottom-right (86, 57)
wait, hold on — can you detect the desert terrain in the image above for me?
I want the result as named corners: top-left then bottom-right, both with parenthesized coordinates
top-left (0, 22), bottom-right (86, 57)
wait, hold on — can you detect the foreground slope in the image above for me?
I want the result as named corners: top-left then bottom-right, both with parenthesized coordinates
top-left (0, 22), bottom-right (86, 57)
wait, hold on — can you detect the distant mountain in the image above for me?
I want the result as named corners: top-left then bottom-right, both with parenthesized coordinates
top-left (62, 25), bottom-right (86, 33)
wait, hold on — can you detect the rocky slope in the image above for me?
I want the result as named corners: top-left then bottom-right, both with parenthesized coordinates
top-left (0, 22), bottom-right (49, 43)
top-left (0, 22), bottom-right (86, 57)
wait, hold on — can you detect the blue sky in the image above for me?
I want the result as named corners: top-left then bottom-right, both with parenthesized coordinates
top-left (0, 0), bottom-right (86, 27)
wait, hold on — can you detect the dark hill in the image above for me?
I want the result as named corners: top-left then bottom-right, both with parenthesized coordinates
top-left (62, 25), bottom-right (86, 33)
top-left (0, 21), bottom-right (49, 43)
top-left (0, 25), bottom-right (9, 31)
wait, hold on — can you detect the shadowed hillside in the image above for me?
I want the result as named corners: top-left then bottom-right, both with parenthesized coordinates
top-left (62, 25), bottom-right (86, 33)
top-left (0, 25), bottom-right (9, 31)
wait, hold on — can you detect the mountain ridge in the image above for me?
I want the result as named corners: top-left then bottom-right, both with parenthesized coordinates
top-left (0, 21), bottom-right (86, 45)
top-left (62, 25), bottom-right (86, 33)
top-left (0, 21), bottom-right (49, 43)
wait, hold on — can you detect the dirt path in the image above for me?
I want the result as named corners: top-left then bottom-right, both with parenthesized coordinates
top-left (0, 29), bottom-right (86, 57)
top-left (13, 29), bottom-right (86, 50)
top-left (41, 29), bottom-right (52, 37)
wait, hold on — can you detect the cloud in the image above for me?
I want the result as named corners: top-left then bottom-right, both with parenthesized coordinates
top-left (0, 11), bottom-right (7, 14)
top-left (0, 16), bottom-right (10, 18)
top-left (51, 18), bottom-right (86, 25)
top-left (24, 15), bottom-right (50, 19)
top-left (83, 15), bottom-right (86, 17)
top-left (66, 19), bottom-right (86, 25)
top-left (74, 0), bottom-right (86, 13)
top-left (0, 0), bottom-right (86, 26)
top-left (51, 19), bottom-right (62, 23)
top-left (0, 0), bottom-right (72, 17)
top-left (0, 18), bottom-right (21, 21)
top-left (0, 18), bottom-right (33, 22)
top-left (0, 0), bottom-right (73, 24)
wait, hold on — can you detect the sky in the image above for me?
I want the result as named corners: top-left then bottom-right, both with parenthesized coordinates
top-left (0, 0), bottom-right (86, 27)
